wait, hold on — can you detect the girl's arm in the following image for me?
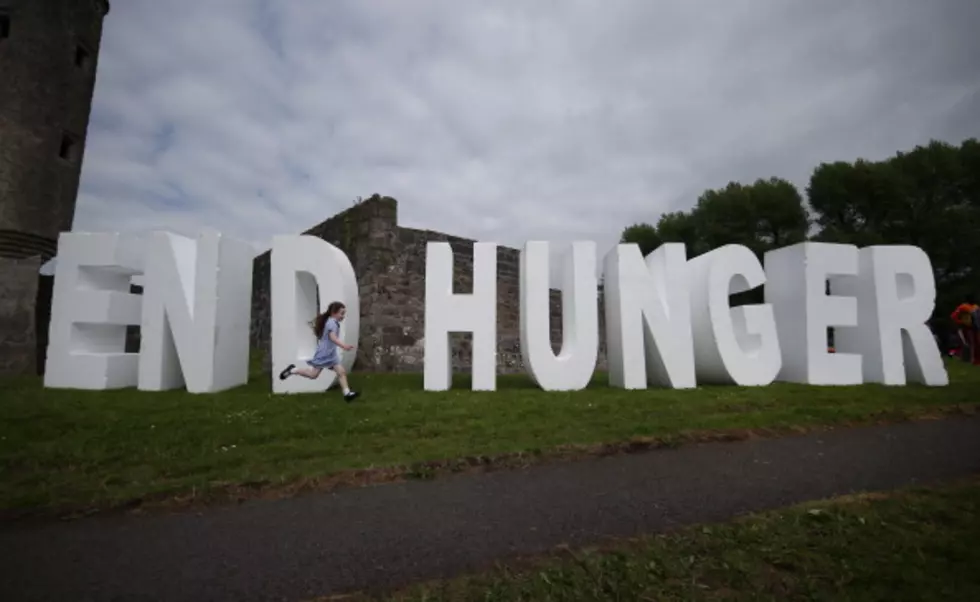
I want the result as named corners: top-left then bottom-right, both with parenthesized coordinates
top-left (328, 331), bottom-right (354, 351)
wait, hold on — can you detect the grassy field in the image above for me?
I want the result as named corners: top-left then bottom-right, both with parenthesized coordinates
top-left (373, 477), bottom-right (980, 601)
top-left (1, 360), bottom-right (978, 518)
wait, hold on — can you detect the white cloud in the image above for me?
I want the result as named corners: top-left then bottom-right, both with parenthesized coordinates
top-left (76, 0), bottom-right (980, 263)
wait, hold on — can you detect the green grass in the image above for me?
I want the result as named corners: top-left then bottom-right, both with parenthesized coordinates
top-left (1, 360), bottom-right (978, 517)
top-left (376, 477), bottom-right (980, 601)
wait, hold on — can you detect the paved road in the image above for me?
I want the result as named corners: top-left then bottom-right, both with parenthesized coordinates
top-left (2, 416), bottom-right (980, 602)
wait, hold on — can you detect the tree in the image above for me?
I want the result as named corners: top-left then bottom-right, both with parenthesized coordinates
top-left (621, 177), bottom-right (808, 261)
top-left (692, 177), bottom-right (809, 258)
top-left (620, 177), bottom-right (809, 306)
top-left (620, 223), bottom-right (662, 257)
top-left (808, 138), bottom-right (980, 323)
top-left (619, 138), bottom-right (980, 322)
top-left (959, 138), bottom-right (980, 209)
top-left (806, 159), bottom-right (899, 246)
top-left (655, 211), bottom-right (703, 255)
top-left (620, 211), bottom-right (702, 257)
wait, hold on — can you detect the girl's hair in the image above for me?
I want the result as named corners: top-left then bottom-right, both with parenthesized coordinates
top-left (312, 301), bottom-right (346, 339)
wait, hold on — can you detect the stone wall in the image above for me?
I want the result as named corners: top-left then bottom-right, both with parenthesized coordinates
top-left (251, 195), bottom-right (608, 374)
top-left (0, 256), bottom-right (41, 376)
top-left (251, 196), bottom-right (400, 370)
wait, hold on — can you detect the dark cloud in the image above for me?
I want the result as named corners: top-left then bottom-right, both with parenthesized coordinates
top-left (75, 0), bottom-right (980, 266)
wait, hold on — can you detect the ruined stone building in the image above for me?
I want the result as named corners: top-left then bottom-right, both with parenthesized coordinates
top-left (250, 195), bottom-right (609, 375)
top-left (0, 0), bottom-right (110, 375)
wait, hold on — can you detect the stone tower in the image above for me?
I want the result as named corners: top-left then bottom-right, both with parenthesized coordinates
top-left (0, 0), bottom-right (110, 375)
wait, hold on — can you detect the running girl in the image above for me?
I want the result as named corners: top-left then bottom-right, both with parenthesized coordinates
top-left (279, 301), bottom-right (359, 401)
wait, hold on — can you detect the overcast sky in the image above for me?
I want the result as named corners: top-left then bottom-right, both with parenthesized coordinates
top-left (75, 0), bottom-right (980, 264)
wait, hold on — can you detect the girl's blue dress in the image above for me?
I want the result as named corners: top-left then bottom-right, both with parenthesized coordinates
top-left (308, 317), bottom-right (341, 368)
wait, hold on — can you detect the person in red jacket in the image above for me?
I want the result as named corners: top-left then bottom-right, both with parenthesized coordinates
top-left (951, 294), bottom-right (979, 365)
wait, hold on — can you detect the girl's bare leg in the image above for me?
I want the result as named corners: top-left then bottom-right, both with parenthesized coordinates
top-left (292, 366), bottom-right (323, 379)
top-left (332, 365), bottom-right (351, 392)
top-left (336, 372), bottom-right (351, 392)
top-left (331, 365), bottom-right (359, 400)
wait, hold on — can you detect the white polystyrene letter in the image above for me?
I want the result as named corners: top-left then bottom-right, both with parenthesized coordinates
top-left (764, 242), bottom-right (862, 385)
top-left (519, 241), bottom-right (598, 390)
top-left (603, 243), bottom-right (695, 389)
top-left (688, 244), bottom-right (781, 386)
top-left (423, 242), bottom-right (497, 391)
top-left (831, 246), bottom-right (947, 386)
top-left (137, 231), bottom-right (254, 393)
top-left (271, 235), bottom-right (360, 394)
top-left (44, 232), bottom-right (144, 390)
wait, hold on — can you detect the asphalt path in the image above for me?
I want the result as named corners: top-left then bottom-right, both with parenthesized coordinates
top-left (2, 416), bottom-right (980, 601)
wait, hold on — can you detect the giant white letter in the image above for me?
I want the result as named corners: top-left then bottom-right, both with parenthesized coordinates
top-left (44, 232), bottom-right (144, 389)
top-left (688, 244), bottom-right (781, 386)
top-left (764, 242), bottom-right (862, 385)
top-left (424, 242), bottom-right (497, 391)
top-left (832, 246), bottom-right (947, 386)
top-left (603, 243), bottom-right (695, 389)
top-left (271, 235), bottom-right (360, 394)
top-left (138, 231), bottom-right (254, 393)
top-left (520, 241), bottom-right (598, 391)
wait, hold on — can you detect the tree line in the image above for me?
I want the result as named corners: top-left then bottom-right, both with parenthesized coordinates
top-left (621, 138), bottom-right (980, 330)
